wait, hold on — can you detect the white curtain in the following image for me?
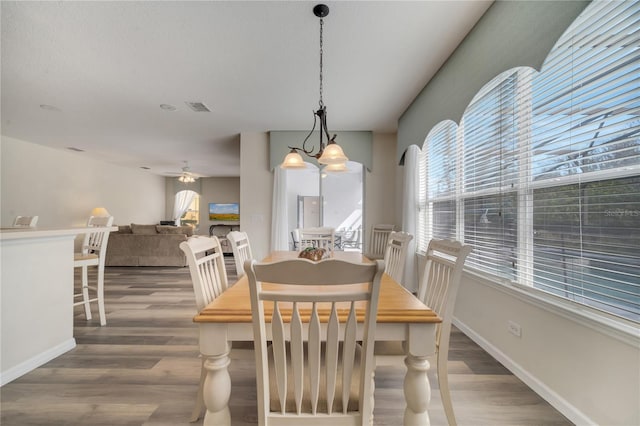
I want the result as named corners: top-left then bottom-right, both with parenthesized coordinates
top-left (271, 167), bottom-right (289, 251)
top-left (173, 190), bottom-right (197, 225)
top-left (402, 145), bottom-right (420, 292)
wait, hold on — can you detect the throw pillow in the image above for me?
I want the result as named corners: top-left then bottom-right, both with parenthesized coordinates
top-left (156, 225), bottom-right (182, 234)
top-left (177, 225), bottom-right (194, 237)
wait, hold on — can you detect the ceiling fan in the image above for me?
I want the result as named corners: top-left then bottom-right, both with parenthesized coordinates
top-left (166, 161), bottom-right (204, 183)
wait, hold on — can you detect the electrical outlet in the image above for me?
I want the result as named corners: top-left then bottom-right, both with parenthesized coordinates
top-left (507, 320), bottom-right (522, 337)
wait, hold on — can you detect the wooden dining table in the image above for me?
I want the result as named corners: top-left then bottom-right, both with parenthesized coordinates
top-left (194, 251), bottom-right (441, 425)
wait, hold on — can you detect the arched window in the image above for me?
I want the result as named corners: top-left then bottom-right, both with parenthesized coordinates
top-left (415, 0), bottom-right (640, 321)
top-left (173, 190), bottom-right (199, 227)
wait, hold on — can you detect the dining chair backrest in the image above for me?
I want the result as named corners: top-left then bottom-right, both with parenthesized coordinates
top-left (297, 227), bottom-right (335, 254)
top-left (81, 216), bottom-right (115, 256)
top-left (180, 235), bottom-right (230, 422)
top-left (416, 239), bottom-right (471, 426)
top-left (340, 228), bottom-right (361, 250)
top-left (180, 236), bottom-right (229, 311)
top-left (366, 224), bottom-right (395, 260)
top-left (227, 231), bottom-right (253, 277)
top-left (245, 257), bottom-right (385, 426)
top-left (383, 231), bottom-right (414, 285)
top-left (13, 215), bottom-right (39, 227)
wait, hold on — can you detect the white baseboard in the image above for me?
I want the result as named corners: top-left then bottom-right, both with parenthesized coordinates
top-left (1, 338), bottom-right (76, 386)
top-left (453, 319), bottom-right (595, 426)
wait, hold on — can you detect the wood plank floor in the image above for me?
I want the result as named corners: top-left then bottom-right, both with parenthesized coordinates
top-left (1, 260), bottom-right (572, 425)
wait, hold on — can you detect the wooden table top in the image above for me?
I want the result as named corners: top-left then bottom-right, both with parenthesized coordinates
top-left (194, 251), bottom-right (441, 324)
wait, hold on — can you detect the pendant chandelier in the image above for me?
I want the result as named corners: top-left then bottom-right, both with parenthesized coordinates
top-left (281, 4), bottom-right (348, 169)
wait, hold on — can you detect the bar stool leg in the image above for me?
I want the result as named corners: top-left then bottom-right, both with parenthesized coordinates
top-left (97, 264), bottom-right (107, 326)
top-left (81, 265), bottom-right (92, 320)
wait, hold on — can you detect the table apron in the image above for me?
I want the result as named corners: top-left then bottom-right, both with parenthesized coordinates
top-left (198, 322), bottom-right (436, 357)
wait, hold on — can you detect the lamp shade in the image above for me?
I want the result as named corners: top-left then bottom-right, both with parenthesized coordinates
top-left (91, 207), bottom-right (110, 217)
top-left (318, 142), bottom-right (348, 165)
top-left (281, 150), bottom-right (307, 169)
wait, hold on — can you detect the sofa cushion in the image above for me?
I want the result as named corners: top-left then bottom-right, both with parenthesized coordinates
top-left (105, 233), bottom-right (188, 267)
top-left (131, 223), bottom-right (158, 235)
top-left (116, 225), bottom-right (133, 234)
top-left (156, 225), bottom-right (185, 235)
top-left (179, 225), bottom-right (194, 236)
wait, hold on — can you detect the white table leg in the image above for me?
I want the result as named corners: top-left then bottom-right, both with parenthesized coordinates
top-left (402, 322), bottom-right (436, 426)
top-left (403, 354), bottom-right (431, 426)
top-left (202, 351), bottom-right (232, 426)
top-left (200, 324), bottom-right (233, 426)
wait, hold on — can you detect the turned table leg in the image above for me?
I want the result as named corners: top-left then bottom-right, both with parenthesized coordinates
top-left (200, 324), bottom-right (232, 426)
top-left (403, 354), bottom-right (432, 426)
top-left (202, 351), bottom-right (231, 426)
top-left (402, 322), bottom-right (436, 426)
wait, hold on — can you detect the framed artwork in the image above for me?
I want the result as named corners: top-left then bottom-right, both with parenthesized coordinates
top-left (209, 203), bottom-right (239, 222)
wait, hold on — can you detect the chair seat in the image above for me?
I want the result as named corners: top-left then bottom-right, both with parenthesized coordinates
top-left (74, 253), bottom-right (99, 264)
top-left (268, 343), bottom-right (361, 414)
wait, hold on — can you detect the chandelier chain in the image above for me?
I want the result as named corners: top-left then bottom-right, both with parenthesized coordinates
top-left (319, 17), bottom-right (324, 108)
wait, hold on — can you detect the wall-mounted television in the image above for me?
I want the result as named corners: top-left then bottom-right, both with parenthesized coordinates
top-left (209, 203), bottom-right (240, 222)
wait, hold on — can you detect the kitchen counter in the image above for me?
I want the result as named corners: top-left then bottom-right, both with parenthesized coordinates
top-left (0, 226), bottom-right (115, 385)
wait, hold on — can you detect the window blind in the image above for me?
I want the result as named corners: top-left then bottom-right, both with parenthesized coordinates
top-left (414, 0), bottom-right (640, 322)
top-left (417, 148), bottom-right (428, 253)
top-left (526, 0), bottom-right (640, 320)
top-left (461, 71), bottom-right (520, 280)
top-left (428, 121), bottom-right (458, 242)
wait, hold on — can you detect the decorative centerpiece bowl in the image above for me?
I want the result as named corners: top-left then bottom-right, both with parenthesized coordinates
top-left (298, 247), bottom-right (327, 261)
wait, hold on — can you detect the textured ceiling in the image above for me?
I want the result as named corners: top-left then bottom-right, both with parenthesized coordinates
top-left (1, 1), bottom-right (492, 177)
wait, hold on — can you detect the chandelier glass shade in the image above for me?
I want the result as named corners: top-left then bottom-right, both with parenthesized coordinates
top-left (281, 4), bottom-right (348, 169)
top-left (323, 162), bottom-right (348, 172)
top-left (282, 149), bottom-right (307, 168)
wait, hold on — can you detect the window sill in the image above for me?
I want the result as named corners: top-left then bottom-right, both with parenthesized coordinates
top-left (461, 267), bottom-right (640, 347)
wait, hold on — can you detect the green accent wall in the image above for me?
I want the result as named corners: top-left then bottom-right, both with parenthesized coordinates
top-left (397, 0), bottom-right (590, 162)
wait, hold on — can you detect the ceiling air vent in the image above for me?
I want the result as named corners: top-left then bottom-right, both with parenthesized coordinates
top-left (185, 101), bottom-right (211, 112)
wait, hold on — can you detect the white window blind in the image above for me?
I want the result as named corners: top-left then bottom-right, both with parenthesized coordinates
top-left (526, 0), bottom-right (640, 320)
top-left (428, 121), bottom-right (458, 242)
top-left (417, 147), bottom-right (428, 253)
top-left (461, 70), bottom-right (521, 280)
top-left (413, 0), bottom-right (640, 322)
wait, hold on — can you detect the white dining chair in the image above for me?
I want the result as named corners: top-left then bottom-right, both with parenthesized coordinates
top-left (245, 257), bottom-right (385, 426)
top-left (13, 215), bottom-right (39, 227)
top-left (417, 239), bottom-right (472, 426)
top-left (291, 229), bottom-right (301, 250)
top-left (297, 227), bottom-right (336, 255)
top-left (365, 224), bottom-right (395, 260)
top-left (73, 215), bottom-right (114, 326)
top-left (179, 236), bottom-right (229, 422)
top-left (339, 228), bottom-right (362, 251)
top-left (227, 230), bottom-right (253, 277)
top-left (383, 231), bottom-right (414, 286)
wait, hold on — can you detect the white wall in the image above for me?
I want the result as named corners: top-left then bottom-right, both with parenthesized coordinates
top-left (413, 251), bottom-right (640, 425)
top-left (454, 273), bottom-right (639, 426)
top-left (364, 133), bottom-right (400, 248)
top-left (1, 136), bottom-right (166, 228)
top-left (239, 132), bottom-right (273, 261)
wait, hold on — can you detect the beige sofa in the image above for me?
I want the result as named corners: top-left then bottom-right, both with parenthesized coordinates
top-left (105, 224), bottom-right (194, 267)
